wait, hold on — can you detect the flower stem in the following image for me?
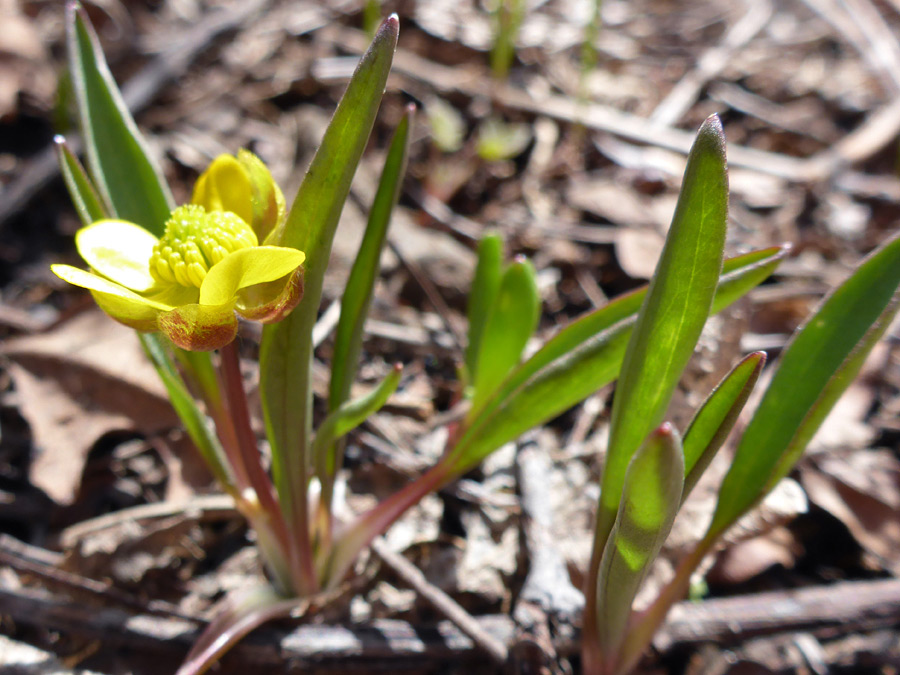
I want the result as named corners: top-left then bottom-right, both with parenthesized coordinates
top-left (217, 340), bottom-right (296, 594)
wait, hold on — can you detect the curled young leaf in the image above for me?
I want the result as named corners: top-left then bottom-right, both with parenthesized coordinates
top-left (594, 424), bottom-right (684, 670)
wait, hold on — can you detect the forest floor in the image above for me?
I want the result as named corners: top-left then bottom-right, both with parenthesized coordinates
top-left (2, 0), bottom-right (900, 673)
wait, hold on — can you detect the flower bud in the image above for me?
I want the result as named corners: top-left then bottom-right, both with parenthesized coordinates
top-left (192, 151), bottom-right (285, 243)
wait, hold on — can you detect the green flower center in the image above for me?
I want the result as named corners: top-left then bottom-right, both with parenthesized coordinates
top-left (150, 205), bottom-right (258, 288)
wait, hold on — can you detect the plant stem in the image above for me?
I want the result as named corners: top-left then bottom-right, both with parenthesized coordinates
top-left (582, 522), bottom-right (606, 675)
top-left (217, 341), bottom-right (296, 594)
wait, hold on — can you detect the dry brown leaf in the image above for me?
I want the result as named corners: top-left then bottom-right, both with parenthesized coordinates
top-left (706, 526), bottom-right (800, 586)
top-left (615, 228), bottom-right (667, 280)
top-left (800, 448), bottom-right (900, 574)
top-left (3, 311), bottom-right (178, 505)
top-left (0, 2), bottom-right (56, 118)
top-left (566, 176), bottom-right (663, 229)
top-left (63, 513), bottom-right (205, 593)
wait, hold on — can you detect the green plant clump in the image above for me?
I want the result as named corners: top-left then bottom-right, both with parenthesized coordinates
top-left (53, 4), bottom-right (900, 674)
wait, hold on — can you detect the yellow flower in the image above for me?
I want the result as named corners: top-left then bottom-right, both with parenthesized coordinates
top-left (51, 153), bottom-right (305, 351)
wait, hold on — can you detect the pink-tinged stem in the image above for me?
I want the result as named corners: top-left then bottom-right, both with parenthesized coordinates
top-left (176, 584), bottom-right (302, 675)
top-left (323, 462), bottom-right (453, 588)
top-left (287, 471), bottom-right (319, 596)
top-left (218, 341), bottom-right (298, 594)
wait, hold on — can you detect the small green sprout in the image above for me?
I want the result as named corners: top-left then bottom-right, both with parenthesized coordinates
top-left (475, 116), bottom-right (532, 162)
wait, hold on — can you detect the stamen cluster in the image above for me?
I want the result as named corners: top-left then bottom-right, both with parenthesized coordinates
top-left (150, 205), bottom-right (258, 288)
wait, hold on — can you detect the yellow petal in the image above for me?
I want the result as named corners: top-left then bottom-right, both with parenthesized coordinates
top-left (75, 220), bottom-right (159, 292)
top-left (52, 264), bottom-right (168, 331)
top-left (236, 265), bottom-right (304, 323)
top-left (52, 264), bottom-right (172, 310)
top-left (158, 302), bottom-right (238, 351)
top-left (198, 246), bottom-right (305, 306)
top-left (237, 149), bottom-right (285, 241)
top-left (192, 155), bottom-right (253, 225)
top-left (90, 291), bottom-right (161, 331)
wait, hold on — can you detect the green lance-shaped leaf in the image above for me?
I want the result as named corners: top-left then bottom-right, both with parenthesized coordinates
top-left (594, 424), bottom-right (684, 667)
top-left (708, 233), bottom-right (900, 540)
top-left (66, 2), bottom-right (173, 234)
top-left (55, 135), bottom-right (106, 225)
top-left (316, 364), bottom-right (402, 483)
top-left (478, 245), bottom-right (785, 426)
top-left (681, 351), bottom-right (766, 500)
top-left (596, 114), bottom-right (727, 553)
top-left (330, 105), bottom-right (413, 414)
top-left (468, 256), bottom-right (541, 418)
top-left (258, 15), bottom-right (398, 591)
top-left (464, 233), bottom-right (504, 388)
top-left (444, 245), bottom-right (786, 476)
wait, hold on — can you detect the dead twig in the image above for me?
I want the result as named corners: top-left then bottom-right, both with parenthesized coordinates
top-left (5, 568), bottom-right (900, 668)
top-left (512, 440), bottom-right (584, 674)
top-left (332, 26), bottom-right (900, 193)
top-left (653, 577), bottom-right (900, 651)
top-left (371, 536), bottom-right (510, 665)
top-left (0, 534), bottom-right (187, 619)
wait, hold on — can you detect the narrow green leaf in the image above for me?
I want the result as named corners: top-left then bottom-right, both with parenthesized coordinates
top-left (315, 364), bottom-right (402, 481)
top-left (329, 105), bottom-right (413, 413)
top-left (448, 318), bottom-right (633, 473)
top-left (713, 245), bottom-right (788, 313)
top-left (681, 351), bottom-right (765, 500)
top-left (55, 135), bottom-right (106, 225)
top-left (597, 115), bottom-right (727, 551)
top-left (595, 424), bottom-right (684, 665)
top-left (139, 333), bottom-right (232, 490)
top-left (708, 233), bottom-right (900, 538)
top-left (258, 16), bottom-right (398, 578)
top-left (445, 246), bottom-right (786, 475)
top-left (482, 245), bottom-right (787, 437)
top-left (67, 3), bottom-right (173, 234)
top-left (65, 5), bottom-right (222, 521)
top-left (464, 233), bottom-right (504, 386)
top-left (469, 257), bottom-right (540, 417)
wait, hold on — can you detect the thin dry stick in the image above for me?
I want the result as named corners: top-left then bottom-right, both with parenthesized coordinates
top-left (329, 29), bottom-right (899, 186)
top-left (839, 0), bottom-right (900, 91)
top-left (6, 560), bottom-right (900, 666)
top-left (369, 536), bottom-right (510, 665)
top-left (800, 0), bottom-right (900, 94)
top-left (0, 534), bottom-right (187, 618)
